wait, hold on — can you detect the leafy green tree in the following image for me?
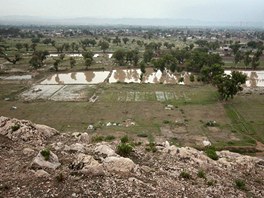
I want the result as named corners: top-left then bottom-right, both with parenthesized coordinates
top-left (143, 49), bottom-right (154, 63)
top-left (3, 53), bottom-right (22, 64)
top-left (113, 36), bottom-right (121, 46)
top-left (31, 37), bottom-right (40, 44)
top-left (69, 57), bottom-right (76, 68)
top-left (243, 51), bottom-right (252, 67)
top-left (200, 64), bottom-right (224, 83)
top-left (53, 59), bottom-right (61, 71)
top-left (82, 50), bottom-right (94, 69)
top-left (23, 43), bottom-right (29, 51)
top-left (113, 49), bottom-right (126, 66)
top-left (214, 71), bottom-right (247, 100)
top-left (122, 37), bottom-right (129, 45)
top-left (84, 58), bottom-right (92, 69)
top-left (99, 40), bottom-right (109, 53)
top-left (15, 43), bottom-right (23, 51)
top-left (29, 50), bottom-right (49, 69)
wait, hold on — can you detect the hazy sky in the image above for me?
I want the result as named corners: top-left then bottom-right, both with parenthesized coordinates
top-left (0, 0), bottom-right (263, 21)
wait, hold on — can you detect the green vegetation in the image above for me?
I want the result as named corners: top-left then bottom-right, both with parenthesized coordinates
top-left (41, 148), bottom-right (51, 161)
top-left (205, 147), bottom-right (219, 160)
top-left (235, 179), bottom-right (246, 190)
top-left (11, 124), bottom-right (20, 131)
top-left (179, 171), bottom-right (191, 179)
top-left (197, 170), bottom-right (206, 179)
top-left (117, 143), bottom-right (133, 157)
top-left (145, 142), bottom-right (158, 153)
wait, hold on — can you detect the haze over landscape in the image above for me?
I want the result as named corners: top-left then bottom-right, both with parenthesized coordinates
top-left (0, 0), bottom-right (264, 27)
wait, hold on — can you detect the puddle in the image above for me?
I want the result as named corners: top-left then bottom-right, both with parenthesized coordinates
top-left (1, 75), bottom-right (32, 80)
top-left (41, 71), bottom-right (110, 85)
top-left (48, 54), bottom-right (83, 58)
top-left (224, 70), bottom-right (264, 87)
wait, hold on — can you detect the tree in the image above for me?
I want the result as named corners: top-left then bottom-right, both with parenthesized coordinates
top-left (69, 57), bottom-right (76, 68)
top-left (244, 51), bottom-right (252, 68)
top-left (15, 43), bottom-right (23, 51)
top-left (82, 51), bottom-right (94, 69)
top-left (214, 71), bottom-right (247, 100)
top-left (143, 49), bottom-right (154, 63)
top-left (29, 50), bottom-right (49, 69)
top-left (53, 59), bottom-right (61, 71)
top-left (113, 36), bottom-right (121, 46)
top-left (31, 37), bottom-right (40, 44)
top-left (122, 37), bottom-right (129, 45)
top-left (2, 53), bottom-right (22, 64)
top-left (113, 49), bottom-right (126, 66)
top-left (23, 43), bottom-right (29, 51)
top-left (200, 64), bottom-right (224, 83)
top-left (99, 40), bottom-right (109, 53)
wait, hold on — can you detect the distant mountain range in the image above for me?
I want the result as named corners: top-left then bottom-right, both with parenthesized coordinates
top-left (0, 16), bottom-right (263, 28)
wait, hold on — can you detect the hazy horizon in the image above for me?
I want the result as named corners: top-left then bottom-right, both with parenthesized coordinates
top-left (0, 0), bottom-right (264, 23)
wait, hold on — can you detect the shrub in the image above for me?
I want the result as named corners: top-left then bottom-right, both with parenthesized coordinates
top-left (56, 173), bottom-right (64, 183)
top-left (205, 146), bottom-right (219, 160)
top-left (120, 135), bottom-right (129, 143)
top-left (104, 135), bottom-right (115, 141)
top-left (190, 74), bottom-right (195, 82)
top-left (117, 143), bottom-right (133, 157)
top-left (41, 148), bottom-right (51, 161)
top-left (197, 170), bottom-right (206, 179)
top-left (137, 133), bottom-right (148, 138)
top-left (145, 142), bottom-right (157, 153)
top-left (207, 180), bottom-right (215, 186)
top-left (91, 135), bottom-right (104, 143)
top-left (235, 179), bottom-right (246, 190)
top-left (11, 124), bottom-right (20, 131)
top-left (180, 171), bottom-right (191, 179)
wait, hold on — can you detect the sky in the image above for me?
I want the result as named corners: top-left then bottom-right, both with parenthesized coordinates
top-left (0, 0), bottom-right (263, 22)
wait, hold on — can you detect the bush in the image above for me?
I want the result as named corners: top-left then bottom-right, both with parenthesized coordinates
top-left (190, 74), bottom-right (195, 82)
top-left (235, 179), bottom-right (246, 190)
top-left (180, 171), bottom-right (191, 179)
top-left (197, 170), bottom-right (206, 179)
top-left (117, 143), bottom-right (133, 157)
top-left (205, 146), bottom-right (219, 160)
top-left (104, 135), bottom-right (115, 141)
top-left (120, 135), bottom-right (129, 143)
top-left (41, 148), bottom-right (51, 161)
top-left (207, 180), bottom-right (215, 186)
top-left (11, 124), bottom-right (20, 131)
top-left (91, 135), bottom-right (104, 143)
top-left (55, 173), bottom-right (64, 183)
top-left (145, 142), bottom-right (157, 153)
top-left (137, 133), bottom-right (148, 138)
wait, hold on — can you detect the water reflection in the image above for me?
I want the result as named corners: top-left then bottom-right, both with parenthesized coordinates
top-left (41, 71), bottom-right (110, 85)
top-left (40, 69), bottom-right (264, 87)
top-left (224, 70), bottom-right (264, 88)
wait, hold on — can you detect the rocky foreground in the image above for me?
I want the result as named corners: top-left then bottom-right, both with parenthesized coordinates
top-left (0, 116), bottom-right (264, 198)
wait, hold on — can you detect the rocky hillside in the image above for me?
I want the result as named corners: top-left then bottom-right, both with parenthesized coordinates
top-left (0, 116), bottom-right (263, 198)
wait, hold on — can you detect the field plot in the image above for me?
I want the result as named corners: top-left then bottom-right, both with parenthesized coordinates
top-left (21, 85), bottom-right (95, 101)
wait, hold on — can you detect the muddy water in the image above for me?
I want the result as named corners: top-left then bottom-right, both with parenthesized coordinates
top-left (109, 68), bottom-right (190, 84)
top-left (41, 71), bottom-right (110, 85)
top-left (39, 69), bottom-right (264, 87)
top-left (225, 70), bottom-right (264, 88)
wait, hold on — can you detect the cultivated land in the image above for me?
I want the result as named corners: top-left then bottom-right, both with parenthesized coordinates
top-left (0, 26), bottom-right (264, 156)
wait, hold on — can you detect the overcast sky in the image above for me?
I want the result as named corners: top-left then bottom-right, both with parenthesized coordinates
top-left (0, 0), bottom-right (263, 22)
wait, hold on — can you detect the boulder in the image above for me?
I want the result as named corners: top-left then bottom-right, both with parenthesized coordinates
top-left (70, 153), bottom-right (104, 176)
top-left (34, 170), bottom-right (50, 178)
top-left (31, 150), bottom-right (61, 170)
top-left (103, 156), bottom-right (135, 174)
top-left (78, 133), bottom-right (89, 143)
top-left (64, 143), bottom-right (85, 153)
top-left (94, 144), bottom-right (117, 157)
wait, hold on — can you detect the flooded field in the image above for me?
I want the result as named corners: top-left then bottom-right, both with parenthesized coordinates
top-left (21, 85), bottom-right (94, 101)
top-left (40, 71), bottom-right (110, 85)
top-left (0, 75), bottom-right (32, 80)
top-left (225, 70), bottom-right (264, 87)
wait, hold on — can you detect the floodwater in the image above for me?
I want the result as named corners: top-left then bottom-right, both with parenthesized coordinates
top-left (0, 75), bottom-right (32, 80)
top-left (224, 70), bottom-right (264, 88)
top-left (40, 71), bottom-right (110, 85)
top-left (39, 69), bottom-right (264, 87)
top-left (109, 68), bottom-right (190, 84)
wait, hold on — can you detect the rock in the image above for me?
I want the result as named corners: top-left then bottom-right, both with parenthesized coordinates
top-left (0, 116), bottom-right (58, 145)
top-left (72, 132), bottom-right (81, 138)
top-left (103, 156), bottom-right (135, 174)
top-left (31, 150), bottom-right (61, 170)
top-left (78, 133), bottom-right (89, 143)
top-left (23, 148), bottom-right (35, 155)
top-left (202, 140), bottom-right (211, 147)
top-left (94, 144), bottom-right (117, 157)
top-left (87, 125), bottom-right (94, 130)
top-left (70, 153), bottom-right (104, 176)
top-left (64, 143), bottom-right (85, 153)
top-left (34, 170), bottom-right (50, 177)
